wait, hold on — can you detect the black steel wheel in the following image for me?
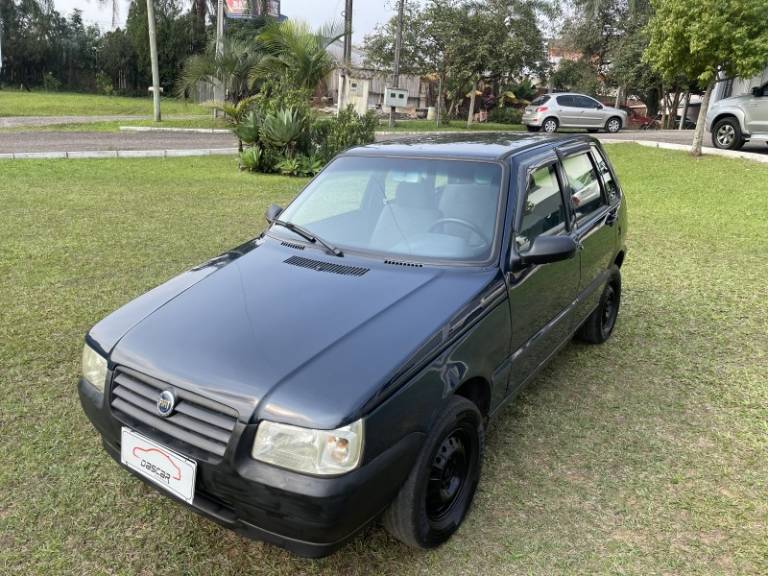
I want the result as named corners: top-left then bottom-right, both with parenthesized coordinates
top-left (576, 266), bottom-right (622, 344)
top-left (383, 396), bottom-right (483, 549)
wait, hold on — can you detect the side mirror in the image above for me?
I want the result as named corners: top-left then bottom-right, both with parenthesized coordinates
top-left (752, 86), bottom-right (764, 97)
top-left (265, 204), bottom-right (283, 223)
top-left (596, 104), bottom-right (604, 109)
top-left (518, 235), bottom-right (578, 267)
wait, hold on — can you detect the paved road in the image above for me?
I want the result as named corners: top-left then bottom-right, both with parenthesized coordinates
top-left (598, 129), bottom-right (768, 153)
top-left (0, 114), bottom-right (204, 129)
top-left (0, 126), bottom-right (765, 155)
top-left (0, 130), bottom-right (237, 154)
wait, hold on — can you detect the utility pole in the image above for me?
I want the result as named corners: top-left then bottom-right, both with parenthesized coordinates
top-left (146, 0), bottom-right (161, 122)
top-left (389, 0), bottom-right (405, 129)
top-left (213, 0), bottom-right (225, 117)
top-left (339, 0), bottom-right (353, 112)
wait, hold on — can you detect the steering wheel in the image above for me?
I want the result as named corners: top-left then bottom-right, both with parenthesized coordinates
top-left (428, 218), bottom-right (490, 246)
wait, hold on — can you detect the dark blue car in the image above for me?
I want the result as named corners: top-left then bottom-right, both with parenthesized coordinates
top-left (79, 134), bottom-right (628, 557)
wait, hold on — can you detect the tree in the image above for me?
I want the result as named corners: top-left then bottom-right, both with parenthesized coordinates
top-left (249, 20), bottom-right (343, 93)
top-left (176, 37), bottom-right (261, 102)
top-left (644, 0), bottom-right (768, 155)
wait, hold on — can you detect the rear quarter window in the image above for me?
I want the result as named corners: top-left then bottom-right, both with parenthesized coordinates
top-left (531, 95), bottom-right (550, 106)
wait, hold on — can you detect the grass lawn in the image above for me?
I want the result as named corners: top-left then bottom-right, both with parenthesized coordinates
top-left (381, 119), bottom-right (525, 132)
top-left (0, 88), bottom-right (205, 117)
top-left (1, 146), bottom-right (766, 575)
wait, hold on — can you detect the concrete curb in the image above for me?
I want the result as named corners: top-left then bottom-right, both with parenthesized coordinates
top-left (0, 148), bottom-right (238, 160)
top-left (600, 138), bottom-right (768, 163)
top-left (120, 126), bottom-right (231, 134)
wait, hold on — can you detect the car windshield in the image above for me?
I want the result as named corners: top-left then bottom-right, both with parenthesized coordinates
top-left (274, 156), bottom-right (504, 263)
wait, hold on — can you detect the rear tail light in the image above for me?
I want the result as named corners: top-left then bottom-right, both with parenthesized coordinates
top-left (537, 106), bottom-right (549, 113)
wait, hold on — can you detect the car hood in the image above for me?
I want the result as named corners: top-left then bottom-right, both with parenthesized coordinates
top-left (101, 238), bottom-right (500, 429)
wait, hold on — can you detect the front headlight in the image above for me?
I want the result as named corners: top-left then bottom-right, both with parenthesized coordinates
top-left (82, 343), bottom-right (108, 392)
top-left (251, 419), bottom-right (364, 475)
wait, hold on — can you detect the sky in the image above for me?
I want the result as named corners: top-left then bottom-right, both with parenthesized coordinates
top-left (53, 0), bottom-right (396, 42)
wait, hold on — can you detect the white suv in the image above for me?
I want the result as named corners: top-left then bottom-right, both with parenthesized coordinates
top-left (706, 82), bottom-right (768, 150)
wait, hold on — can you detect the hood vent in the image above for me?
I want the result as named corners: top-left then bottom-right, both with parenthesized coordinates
top-left (280, 241), bottom-right (305, 251)
top-left (284, 255), bottom-right (369, 277)
top-left (384, 259), bottom-right (423, 268)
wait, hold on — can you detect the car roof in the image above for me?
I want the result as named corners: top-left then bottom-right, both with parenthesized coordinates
top-left (344, 133), bottom-right (595, 162)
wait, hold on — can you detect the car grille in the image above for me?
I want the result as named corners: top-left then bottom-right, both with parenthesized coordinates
top-left (110, 368), bottom-right (238, 458)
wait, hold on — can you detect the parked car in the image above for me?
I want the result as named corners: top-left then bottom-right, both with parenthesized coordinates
top-left (522, 93), bottom-right (628, 134)
top-left (79, 135), bottom-right (628, 557)
top-left (707, 81), bottom-right (768, 149)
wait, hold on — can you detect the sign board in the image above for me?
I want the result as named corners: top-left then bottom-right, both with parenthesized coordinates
top-left (226, 0), bottom-right (280, 19)
top-left (384, 88), bottom-right (409, 109)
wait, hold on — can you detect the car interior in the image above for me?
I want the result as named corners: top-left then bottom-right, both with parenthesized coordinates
top-left (279, 157), bottom-right (503, 262)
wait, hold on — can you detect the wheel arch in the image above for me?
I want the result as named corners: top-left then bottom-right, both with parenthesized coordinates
top-left (454, 377), bottom-right (492, 420)
top-left (711, 111), bottom-right (746, 134)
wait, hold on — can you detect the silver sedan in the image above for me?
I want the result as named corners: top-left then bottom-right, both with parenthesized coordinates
top-left (522, 93), bottom-right (628, 134)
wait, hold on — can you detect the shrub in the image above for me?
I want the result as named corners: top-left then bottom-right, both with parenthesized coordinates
top-left (316, 106), bottom-right (378, 163)
top-left (42, 72), bottom-right (62, 92)
top-left (298, 154), bottom-right (323, 177)
top-left (276, 156), bottom-right (302, 176)
top-left (239, 146), bottom-right (263, 172)
top-left (96, 72), bottom-right (114, 96)
top-left (488, 107), bottom-right (523, 125)
top-left (261, 108), bottom-right (307, 156)
top-left (234, 110), bottom-right (263, 147)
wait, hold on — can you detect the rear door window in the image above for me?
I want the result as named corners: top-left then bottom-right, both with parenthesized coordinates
top-left (561, 152), bottom-right (607, 221)
top-left (556, 95), bottom-right (575, 107)
top-left (590, 145), bottom-right (620, 202)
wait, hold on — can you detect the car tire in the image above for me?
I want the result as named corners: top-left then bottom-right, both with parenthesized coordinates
top-left (712, 117), bottom-right (745, 150)
top-left (526, 125), bottom-right (541, 133)
top-left (605, 117), bottom-right (622, 133)
top-left (383, 396), bottom-right (484, 549)
top-left (576, 266), bottom-right (621, 344)
top-left (542, 117), bottom-right (559, 134)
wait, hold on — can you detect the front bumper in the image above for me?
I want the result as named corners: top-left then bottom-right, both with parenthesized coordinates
top-left (79, 378), bottom-right (423, 557)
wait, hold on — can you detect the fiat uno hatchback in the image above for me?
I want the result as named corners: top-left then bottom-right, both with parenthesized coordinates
top-left (79, 134), bottom-right (628, 557)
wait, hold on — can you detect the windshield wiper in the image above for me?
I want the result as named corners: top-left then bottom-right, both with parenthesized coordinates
top-left (272, 219), bottom-right (344, 257)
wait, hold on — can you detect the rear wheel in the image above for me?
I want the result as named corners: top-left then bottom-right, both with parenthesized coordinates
top-left (542, 117), bottom-right (559, 134)
top-left (576, 267), bottom-right (621, 344)
top-left (712, 117), bottom-right (745, 150)
top-left (383, 396), bottom-right (483, 549)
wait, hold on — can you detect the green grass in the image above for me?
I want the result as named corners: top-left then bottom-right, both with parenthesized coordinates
top-left (0, 88), bottom-right (205, 117)
top-left (1, 146), bottom-right (767, 575)
top-left (381, 119), bottom-right (525, 132)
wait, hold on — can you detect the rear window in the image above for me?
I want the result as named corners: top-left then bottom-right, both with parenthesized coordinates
top-left (531, 95), bottom-right (550, 106)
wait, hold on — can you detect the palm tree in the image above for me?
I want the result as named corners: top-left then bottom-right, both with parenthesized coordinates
top-left (176, 38), bottom-right (262, 103)
top-left (249, 20), bottom-right (344, 92)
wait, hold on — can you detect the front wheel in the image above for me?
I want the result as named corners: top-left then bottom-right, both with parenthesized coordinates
top-left (576, 267), bottom-right (621, 344)
top-left (712, 118), bottom-right (745, 150)
top-left (605, 117), bottom-right (622, 133)
top-left (383, 396), bottom-right (484, 549)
